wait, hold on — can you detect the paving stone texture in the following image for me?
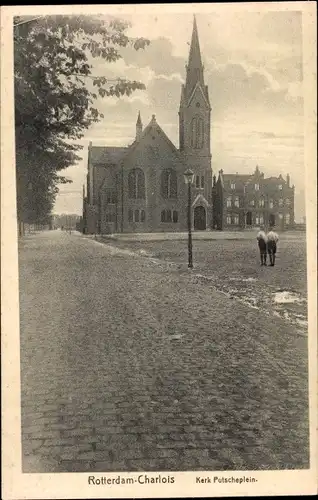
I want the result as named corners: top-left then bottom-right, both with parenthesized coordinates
top-left (19, 231), bottom-right (309, 472)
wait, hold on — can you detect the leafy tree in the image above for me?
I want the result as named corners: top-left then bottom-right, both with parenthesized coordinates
top-left (14, 15), bottom-right (149, 233)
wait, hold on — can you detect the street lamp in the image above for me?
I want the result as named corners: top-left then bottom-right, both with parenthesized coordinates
top-left (183, 169), bottom-right (195, 268)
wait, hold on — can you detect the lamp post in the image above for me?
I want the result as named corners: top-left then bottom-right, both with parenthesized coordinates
top-left (183, 169), bottom-right (195, 269)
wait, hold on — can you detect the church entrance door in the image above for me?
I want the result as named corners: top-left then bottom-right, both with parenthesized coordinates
top-left (194, 206), bottom-right (206, 230)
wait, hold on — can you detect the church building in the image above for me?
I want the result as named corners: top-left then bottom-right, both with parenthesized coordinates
top-left (83, 17), bottom-right (213, 234)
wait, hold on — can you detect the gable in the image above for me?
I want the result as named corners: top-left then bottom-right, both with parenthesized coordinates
top-left (187, 81), bottom-right (210, 109)
top-left (192, 193), bottom-right (210, 207)
top-left (124, 119), bottom-right (181, 167)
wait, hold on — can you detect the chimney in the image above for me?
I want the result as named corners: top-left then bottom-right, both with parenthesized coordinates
top-left (136, 111), bottom-right (143, 142)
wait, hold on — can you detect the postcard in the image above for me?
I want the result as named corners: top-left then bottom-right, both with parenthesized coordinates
top-left (1, 2), bottom-right (317, 498)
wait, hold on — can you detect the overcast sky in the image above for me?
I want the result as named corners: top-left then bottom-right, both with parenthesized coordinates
top-left (53, 8), bottom-right (306, 221)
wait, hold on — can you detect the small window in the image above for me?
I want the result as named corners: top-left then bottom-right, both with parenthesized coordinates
top-left (269, 199), bottom-right (274, 209)
top-left (278, 213), bottom-right (283, 219)
top-left (278, 184), bottom-right (283, 190)
top-left (128, 209), bottom-right (133, 222)
top-left (234, 196), bottom-right (240, 208)
top-left (230, 182), bottom-right (236, 190)
top-left (255, 183), bottom-right (260, 191)
top-left (161, 210), bottom-right (165, 223)
top-left (234, 215), bottom-right (239, 225)
top-left (166, 209), bottom-right (172, 223)
top-left (285, 213), bottom-right (290, 224)
top-left (250, 199), bottom-right (255, 207)
top-left (173, 210), bottom-right (178, 223)
top-left (134, 209), bottom-right (140, 222)
top-left (195, 175), bottom-right (200, 188)
top-left (259, 215), bottom-right (264, 225)
top-left (286, 198), bottom-right (291, 206)
top-left (140, 210), bottom-right (145, 222)
top-left (259, 198), bottom-right (265, 207)
top-left (226, 215), bottom-right (231, 225)
top-left (227, 196), bottom-right (232, 208)
top-left (279, 198), bottom-right (283, 207)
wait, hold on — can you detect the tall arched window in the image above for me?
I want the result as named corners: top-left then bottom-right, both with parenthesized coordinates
top-left (161, 169), bottom-right (177, 199)
top-left (190, 116), bottom-right (204, 149)
top-left (128, 168), bottom-right (145, 199)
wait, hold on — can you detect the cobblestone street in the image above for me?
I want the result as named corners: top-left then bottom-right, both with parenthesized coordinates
top-left (19, 230), bottom-right (309, 473)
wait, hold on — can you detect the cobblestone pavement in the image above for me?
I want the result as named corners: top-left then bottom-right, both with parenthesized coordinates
top-left (19, 231), bottom-right (309, 473)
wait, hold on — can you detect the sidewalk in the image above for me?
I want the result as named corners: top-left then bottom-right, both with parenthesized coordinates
top-left (86, 230), bottom-right (306, 243)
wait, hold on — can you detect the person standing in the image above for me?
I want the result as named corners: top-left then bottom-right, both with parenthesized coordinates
top-left (267, 227), bottom-right (279, 266)
top-left (256, 227), bottom-right (268, 266)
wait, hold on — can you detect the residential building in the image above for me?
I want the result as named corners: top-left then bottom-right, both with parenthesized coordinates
top-left (212, 166), bottom-right (295, 230)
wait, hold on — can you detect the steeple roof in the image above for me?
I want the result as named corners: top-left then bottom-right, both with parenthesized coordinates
top-left (184, 15), bottom-right (207, 100)
top-left (188, 15), bottom-right (203, 73)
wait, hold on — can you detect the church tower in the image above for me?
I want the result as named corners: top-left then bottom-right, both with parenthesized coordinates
top-left (179, 15), bottom-right (211, 157)
top-left (179, 15), bottom-right (212, 229)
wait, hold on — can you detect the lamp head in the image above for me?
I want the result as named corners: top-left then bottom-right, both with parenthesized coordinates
top-left (184, 169), bottom-right (195, 185)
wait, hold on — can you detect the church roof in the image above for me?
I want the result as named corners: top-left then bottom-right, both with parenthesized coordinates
top-left (89, 146), bottom-right (128, 165)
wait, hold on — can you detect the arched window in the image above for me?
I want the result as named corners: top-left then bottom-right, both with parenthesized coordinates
top-left (191, 116), bottom-right (204, 149)
top-left (161, 169), bottom-right (177, 199)
top-left (128, 168), bottom-right (145, 199)
top-left (161, 210), bottom-right (165, 222)
top-left (128, 209), bottom-right (133, 222)
top-left (173, 210), bottom-right (178, 223)
top-left (166, 210), bottom-right (172, 222)
top-left (134, 209), bottom-right (140, 222)
top-left (140, 210), bottom-right (145, 222)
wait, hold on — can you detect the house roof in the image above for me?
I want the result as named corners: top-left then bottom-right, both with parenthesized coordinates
top-left (222, 174), bottom-right (252, 181)
top-left (263, 176), bottom-right (285, 184)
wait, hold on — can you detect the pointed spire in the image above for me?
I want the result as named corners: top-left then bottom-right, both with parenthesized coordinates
top-left (189, 15), bottom-right (203, 70)
top-left (185, 15), bottom-right (204, 96)
top-left (136, 111), bottom-right (142, 142)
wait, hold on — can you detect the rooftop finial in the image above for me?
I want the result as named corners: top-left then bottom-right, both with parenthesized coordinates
top-left (136, 111), bottom-right (143, 141)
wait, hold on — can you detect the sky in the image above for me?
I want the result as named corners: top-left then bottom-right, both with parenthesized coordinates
top-left (53, 8), bottom-right (306, 221)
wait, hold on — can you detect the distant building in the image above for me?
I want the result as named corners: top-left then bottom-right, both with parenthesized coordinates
top-left (52, 213), bottom-right (81, 230)
top-left (212, 166), bottom-right (295, 231)
top-left (83, 16), bottom-right (213, 234)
